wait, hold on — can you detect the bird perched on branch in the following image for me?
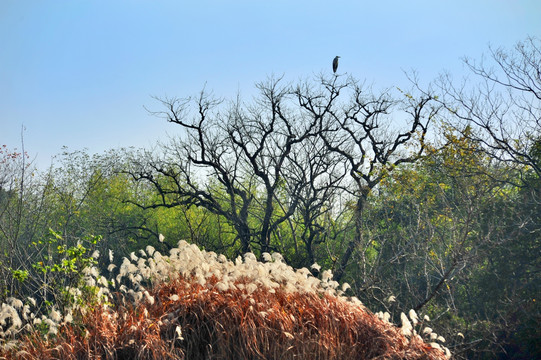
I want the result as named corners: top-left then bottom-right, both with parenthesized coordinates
top-left (333, 56), bottom-right (340, 73)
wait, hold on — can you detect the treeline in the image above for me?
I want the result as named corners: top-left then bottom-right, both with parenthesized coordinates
top-left (1, 38), bottom-right (539, 359)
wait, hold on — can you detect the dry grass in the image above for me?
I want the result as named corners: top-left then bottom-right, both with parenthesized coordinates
top-left (0, 241), bottom-right (449, 359)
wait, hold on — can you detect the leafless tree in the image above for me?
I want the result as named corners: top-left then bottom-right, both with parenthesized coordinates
top-left (436, 36), bottom-right (541, 181)
top-left (276, 133), bottom-right (348, 266)
top-left (294, 75), bottom-right (440, 282)
top-left (127, 90), bottom-right (256, 253)
top-left (129, 74), bottom-right (439, 274)
top-left (128, 77), bottom-right (334, 255)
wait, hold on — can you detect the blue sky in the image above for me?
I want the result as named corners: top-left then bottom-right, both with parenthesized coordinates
top-left (1, 0), bottom-right (540, 169)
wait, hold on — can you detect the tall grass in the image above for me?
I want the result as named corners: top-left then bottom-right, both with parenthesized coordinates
top-left (0, 240), bottom-right (450, 359)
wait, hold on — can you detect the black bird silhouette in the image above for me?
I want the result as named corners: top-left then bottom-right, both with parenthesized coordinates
top-left (333, 56), bottom-right (340, 73)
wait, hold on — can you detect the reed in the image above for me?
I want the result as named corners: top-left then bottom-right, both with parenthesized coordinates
top-left (0, 240), bottom-right (449, 359)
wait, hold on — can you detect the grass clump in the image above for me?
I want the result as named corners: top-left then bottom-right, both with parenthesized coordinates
top-left (0, 240), bottom-right (450, 359)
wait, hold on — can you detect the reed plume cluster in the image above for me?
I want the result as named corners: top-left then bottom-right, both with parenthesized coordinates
top-left (0, 240), bottom-right (450, 359)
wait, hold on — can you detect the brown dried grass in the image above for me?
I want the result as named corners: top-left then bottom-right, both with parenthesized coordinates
top-left (1, 274), bottom-right (447, 360)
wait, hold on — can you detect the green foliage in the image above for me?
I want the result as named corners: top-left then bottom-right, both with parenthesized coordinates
top-left (31, 229), bottom-right (99, 276)
top-left (9, 268), bottom-right (29, 283)
top-left (29, 229), bottom-right (103, 312)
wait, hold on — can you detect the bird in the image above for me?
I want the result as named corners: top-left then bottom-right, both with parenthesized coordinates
top-left (333, 56), bottom-right (340, 73)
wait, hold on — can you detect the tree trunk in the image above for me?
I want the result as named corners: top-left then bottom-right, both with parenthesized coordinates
top-left (333, 191), bottom-right (367, 282)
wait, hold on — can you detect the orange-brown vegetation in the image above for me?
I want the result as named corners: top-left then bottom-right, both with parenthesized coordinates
top-left (4, 279), bottom-right (446, 359)
top-left (0, 242), bottom-right (449, 359)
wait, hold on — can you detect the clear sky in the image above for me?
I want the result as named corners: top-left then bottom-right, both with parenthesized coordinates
top-left (1, 0), bottom-right (540, 169)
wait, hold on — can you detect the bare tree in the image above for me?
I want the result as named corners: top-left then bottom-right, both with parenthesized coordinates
top-left (128, 77), bottom-right (330, 255)
top-left (129, 74), bottom-right (439, 275)
top-left (127, 90), bottom-right (255, 253)
top-left (294, 75), bottom-right (440, 282)
top-left (436, 36), bottom-right (541, 181)
top-left (276, 133), bottom-right (348, 266)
